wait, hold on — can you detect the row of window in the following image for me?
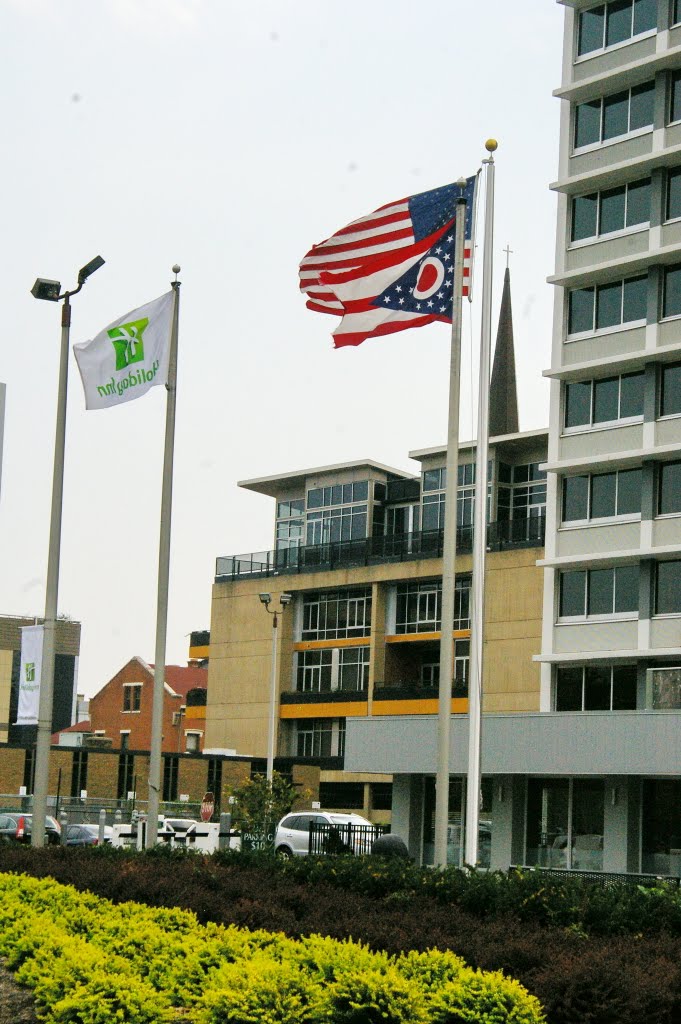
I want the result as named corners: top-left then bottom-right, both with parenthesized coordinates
top-left (564, 364), bottom-right (681, 430)
top-left (558, 559), bottom-right (681, 617)
top-left (297, 647), bottom-right (370, 693)
top-left (571, 167), bottom-right (681, 245)
top-left (577, 0), bottom-right (657, 59)
top-left (573, 67), bottom-right (681, 152)
top-left (555, 664), bottom-right (637, 711)
top-left (562, 461), bottom-right (681, 522)
top-left (568, 273), bottom-right (646, 335)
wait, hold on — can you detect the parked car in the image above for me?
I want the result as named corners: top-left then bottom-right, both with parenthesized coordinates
top-left (274, 811), bottom-right (375, 857)
top-left (0, 812), bottom-right (61, 845)
top-left (64, 823), bottom-right (113, 846)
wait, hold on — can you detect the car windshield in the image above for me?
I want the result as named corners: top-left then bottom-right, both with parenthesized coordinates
top-left (329, 814), bottom-right (371, 826)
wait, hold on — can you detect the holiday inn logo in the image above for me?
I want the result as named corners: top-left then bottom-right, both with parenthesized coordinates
top-left (108, 317), bottom-right (149, 371)
top-left (25, 663), bottom-right (35, 682)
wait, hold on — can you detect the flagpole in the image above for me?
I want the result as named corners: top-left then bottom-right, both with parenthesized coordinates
top-left (464, 141), bottom-right (497, 867)
top-left (146, 266), bottom-right (181, 847)
top-left (434, 183), bottom-right (468, 869)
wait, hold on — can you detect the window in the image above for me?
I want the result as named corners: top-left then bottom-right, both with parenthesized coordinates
top-left (421, 463), bottom-right (479, 531)
top-left (119, 731), bottom-right (130, 751)
top-left (568, 275), bottom-right (647, 334)
top-left (642, 780), bottom-right (681, 874)
top-left (571, 178), bottom-right (651, 242)
top-left (662, 265), bottom-right (681, 318)
top-left (564, 372), bottom-right (644, 428)
top-left (370, 782), bottom-right (393, 811)
top-left (655, 560), bottom-right (681, 613)
top-left (297, 647), bottom-right (369, 693)
top-left (23, 749), bottom-right (35, 795)
top-left (70, 750), bottom-right (88, 799)
top-left (661, 362), bottom-right (681, 416)
top-left (658, 462), bottom-right (681, 514)
top-left (666, 167), bottom-right (681, 221)
top-left (117, 753), bottom-right (134, 800)
top-left (123, 683), bottom-right (142, 712)
top-left (185, 732), bottom-right (201, 754)
top-left (562, 468), bottom-right (642, 521)
top-left (162, 755), bottom-right (179, 802)
top-left (675, 0), bottom-right (681, 26)
top-left (555, 664), bottom-right (637, 710)
top-left (301, 589), bottom-right (371, 640)
top-left (395, 576), bottom-right (471, 633)
top-left (671, 70), bottom-right (681, 123)
top-left (577, 0), bottom-right (657, 57)
top-left (207, 758), bottom-right (222, 808)
top-left (319, 782), bottom-right (364, 810)
top-left (526, 779), bottom-right (604, 871)
top-left (511, 463), bottom-right (547, 520)
top-left (294, 719), bottom-right (347, 760)
top-left (559, 565), bottom-right (639, 617)
top-left (415, 640), bottom-right (470, 695)
top-left (574, 82), bottom-right (654, 149)
top-left (306, 482), bottom-right (369, 544)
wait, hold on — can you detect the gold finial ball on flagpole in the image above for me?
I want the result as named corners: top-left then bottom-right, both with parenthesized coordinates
top-left (172, 264), bottom-right (181, 275)
top-left (485, 139), bottom-right (498, 153)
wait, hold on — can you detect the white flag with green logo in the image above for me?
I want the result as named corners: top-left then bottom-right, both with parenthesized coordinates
top-left (73, 291), bottom-right (173, 410)
top-left (16, 624), bottom-right (43, 726)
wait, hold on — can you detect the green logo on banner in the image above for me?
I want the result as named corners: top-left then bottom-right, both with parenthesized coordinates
top-left (25, 663), bottom-right (35, 682)
top-left (108, 318), bottom-right (149, 370)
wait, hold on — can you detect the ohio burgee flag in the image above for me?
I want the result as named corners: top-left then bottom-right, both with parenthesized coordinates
top-left (73, 291), bottom-right (173, 410)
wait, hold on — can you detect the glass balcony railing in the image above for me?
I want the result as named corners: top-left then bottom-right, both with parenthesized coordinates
top-left (215, 515), bottom-right (545, 582)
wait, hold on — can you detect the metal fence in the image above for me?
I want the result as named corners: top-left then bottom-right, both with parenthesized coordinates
top-left (512, 865), bottom-right (681, 889)
top-left (308, 821), bottom-right (389, 856)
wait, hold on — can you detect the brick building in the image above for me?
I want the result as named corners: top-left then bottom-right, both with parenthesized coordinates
top-left (88, 656), bottom-right (208, 754)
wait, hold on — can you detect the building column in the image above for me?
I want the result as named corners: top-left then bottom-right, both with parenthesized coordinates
top-left (368, 582), bottom-right (387, 714)
top-left (391, 774), bottom-right (424, 862)
top-left (603, 775), bottom-right (635, 873)
top-left (490, 774), bottom-right (526, 870)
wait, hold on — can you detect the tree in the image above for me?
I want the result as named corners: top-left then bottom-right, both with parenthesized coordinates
top-left (227, 772), bottom-right (302, 848)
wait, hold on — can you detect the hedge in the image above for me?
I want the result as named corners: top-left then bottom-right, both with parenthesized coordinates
top-left (0, 872), bottom-right (545, 1024)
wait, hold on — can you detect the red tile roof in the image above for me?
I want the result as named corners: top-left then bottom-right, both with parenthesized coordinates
top-left (150, 664), bottom-right (207, 699)
top-left (51, 720), bottom-right (91, 743)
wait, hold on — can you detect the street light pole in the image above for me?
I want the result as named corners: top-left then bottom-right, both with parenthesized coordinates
top-left (259, 593), bottom-right (292, 781)
top-left (30, 257), bottom-right (105, 847)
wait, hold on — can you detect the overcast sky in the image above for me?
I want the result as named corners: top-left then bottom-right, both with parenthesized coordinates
top-left (0, 0), bottom-right (563, 699)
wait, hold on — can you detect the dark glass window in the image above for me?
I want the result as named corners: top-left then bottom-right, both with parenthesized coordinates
top-left (584, 665), bottom-right (612, 709)
top-left (162, 755), bottom-right (179, 802)
top-left (656, 560), bottom-right (681, 613)
top-left (607, 0), bottom-right (633, 45)
top-left (617, 468), bottom-right (642, 514)
top-left (620, 372), bottom-right (645, 417)
top-left (560, 571), bottom-right (587, 617)
top-left (575, 100), bottom-right (602, 148)
top-left (593, 377), bottom-right (620, 422)
top-left (674, 0), bottom-right (681, 25)
top-left (572, 193), bottom-right (599, 241)
top-left (563, 476), bottom-right (590, 521)
top-left (555, 667), bottom-right (583, 711)
top-left (569, 288), bottom-right (595, 333)
top-left (578, 5), bottom-right (605, 54)
top-left (664, 266), bottom-right (681, 318)
top-left (591, 473), bottom-right (617, 518)
top-left (668, 168), bottom-right (681, 220)
top-left (633, 0), bottom-right (656, 33)
top-left (614, 564), bottom-right (639, 612)
top-left (70, 750), bottom-right (88, 799)
top-left (659, 461), bottom-right (681, 514)
top-left (622, 275), bottom-right (647, 322)
top-left (626, 178), bottom-right (651, 226)
top-left (603, 89), bottom-right (629, 139)
top-left (596, 281), bottom-right (623, 329)
top-left (599, 185), bottom-right (626, 233)
top-left (629, 81), bottom-right (655, 130)
top-left (565, 381), bottom-right (592, 427)
top-left (588, 568), bottom-right (615, 614)
top-left (671, 70), bottom-right (681, 123)
top-left (117, 753), bottom-right (134, 800)
top-left (661, 362), bottom-right (681, 416)
top-left (612, 665), bottom-right (638, 709)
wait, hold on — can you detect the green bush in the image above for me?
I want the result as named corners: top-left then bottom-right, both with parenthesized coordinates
top-left (320, 966), bottom-right (428, 1024)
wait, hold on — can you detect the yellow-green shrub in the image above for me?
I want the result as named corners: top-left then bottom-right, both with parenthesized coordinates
top-left (199, 954), bottom-right (319, 1024)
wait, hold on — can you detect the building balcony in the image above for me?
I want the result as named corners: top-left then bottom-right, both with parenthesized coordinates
top-left (280, 688), bottom-right (368, 705)
top-left (215, 516), bottom-right (546, 582)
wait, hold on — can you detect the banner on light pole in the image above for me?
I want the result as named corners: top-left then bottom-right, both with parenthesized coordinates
top-left (16, 624), bottom-right (44, 726)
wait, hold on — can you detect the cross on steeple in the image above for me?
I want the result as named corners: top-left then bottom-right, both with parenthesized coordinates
top-left (503, 245), bottom-right (513, 269)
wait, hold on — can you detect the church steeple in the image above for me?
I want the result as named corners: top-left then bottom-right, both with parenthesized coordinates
top-left (489, 266), bottom-right (519, 437)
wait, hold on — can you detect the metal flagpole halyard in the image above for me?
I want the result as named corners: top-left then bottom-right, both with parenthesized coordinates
top-left (464, 141), bottom-right (497, 867)
top-left (433, 183), bottom-right (469, 869)
top-left (146, 266), bottom-right (181, 847)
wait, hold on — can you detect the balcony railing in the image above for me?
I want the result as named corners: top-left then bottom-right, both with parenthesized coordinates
top-left (215, 515), bottom-right (545, 581)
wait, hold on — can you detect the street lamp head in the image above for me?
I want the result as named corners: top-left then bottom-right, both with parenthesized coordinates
top-left (259, 593), bottom-right (271, 606)
top-left (31, 278), bottom-right (61, 302)
top-left (77, 255), bottom-right (105, 285)
top-left (280, 593), bottom-right (292, 606)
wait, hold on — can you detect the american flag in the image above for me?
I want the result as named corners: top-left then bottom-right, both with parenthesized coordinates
top-left (299, 175), bottom-right (477, 348)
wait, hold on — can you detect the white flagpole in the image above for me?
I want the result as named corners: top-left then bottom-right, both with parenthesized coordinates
top-left (146, 266), bottom-right (181, 846)
top-left (465, 141), bottom-right (497, 867)
top-left (434, 182), bottom-right (468, 868)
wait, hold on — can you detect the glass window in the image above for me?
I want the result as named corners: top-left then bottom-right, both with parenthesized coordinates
top-left (659, 462), bottom-right (681, 514)
top-left (615, 564), bottom-right (639, 612)
top-left (571, 781), bottom-right (604, 871)
top-left (560, 571), bottom-right (587, 617)
top-left (656, 560), bottom-right (681, 613)
top-left (629, 81), bottom-right (655, 130)
top-left (620, 372), bottom-right (645, 417)
top-left (556, 664), bottom-right (637, 711)
top-left (603, 89), bottom-right (630, 139)
top-left (642, 780), bottom-right (681, 875)
top-left (626, 177), bottom-right (651, 226)
top-left (590, 472), bottom-right (617, 518)
top-left (588, 567), bottom-right (615, 614)
top-left (555, 667), bottom-right (583, 711)
top-left (593, 377), bottom-right (620, 422)
top-left (599, 185), bottom-right (626, 234)
top-left (622, 274), bottom-right (647, 322)
top-left (563, 476), bottom-right (590, 521)
top-left (565, 381), bottom-right (592, 427)
top-left (633, 0), bottom-right (656, 33)
top-left (572, 193), bottom-right (599, 241)
top-left (578, 5), bottom-right (605, 54)
top-left (671, 70), bottom-right (681, 124)
top-left (617, 468), bottom-right (642, 514)
top-left (526, 779), bottom-right (570, 868)
top-left (606, 0), bottom-right (633, 45)
top-left (596, 280), bottom-right (623, 329)
top-left (664, 266), bottom-right (681, 318)
top-left (302, 589), bottom-right (371, 640)
top-left (661, 363), bottom-right (681, 416)
top-left (575, 99), bottom-right (602, 148)
top-left (667, 167), bottom-right (681, 220)
top-left (584, 665), bottom-right (612, 709)
top-left (612, 665), bottom-right (638, 709)
top-left (568, 287), bottom-right (594, 333)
